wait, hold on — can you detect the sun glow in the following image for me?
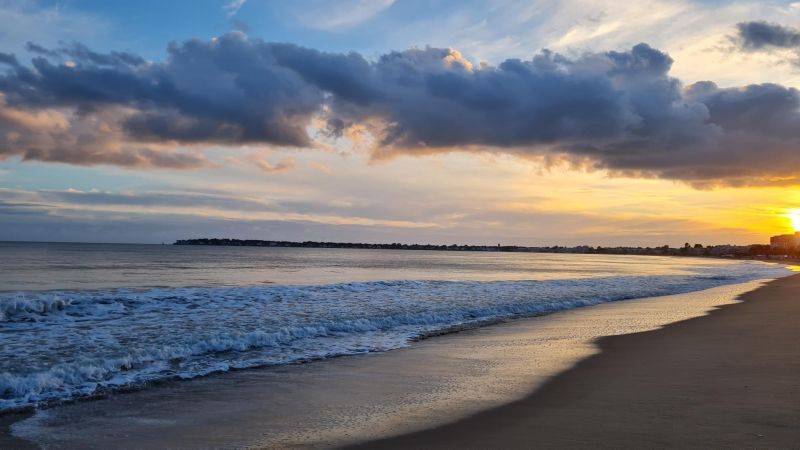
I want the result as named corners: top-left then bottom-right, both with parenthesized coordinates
top-left (787, 210), bottom-right (800, 232)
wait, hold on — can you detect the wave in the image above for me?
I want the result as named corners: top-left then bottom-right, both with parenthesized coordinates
top-left (0, 260), bottom-right (791, 412)
top-left (0, 295), bottom-right (74, 321)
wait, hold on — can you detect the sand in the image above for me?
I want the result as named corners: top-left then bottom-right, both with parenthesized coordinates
top-left (355, 274), bottom-right (800, 449)
top-left (0, 413), bottom-right (35, 450)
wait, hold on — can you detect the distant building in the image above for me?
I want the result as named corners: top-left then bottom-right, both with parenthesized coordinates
top-left (770, 232), bottom-right (800, 250)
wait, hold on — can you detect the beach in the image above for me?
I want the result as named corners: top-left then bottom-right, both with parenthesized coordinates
top-left (6, 2), bottom-right (800, 447)
top-left (359, 273), bottom-right (800, 449)
top-left (3, 274), bottom-right (795, 448)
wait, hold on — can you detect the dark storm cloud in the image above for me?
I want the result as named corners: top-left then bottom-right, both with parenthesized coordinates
top-left (736, 21), bottom-right (800, 50)
top-left (3, 32), bottom-right (800, 184)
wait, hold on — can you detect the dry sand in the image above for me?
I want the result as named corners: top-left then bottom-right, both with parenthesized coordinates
top-left (354, 274), bottom-right (800, 449)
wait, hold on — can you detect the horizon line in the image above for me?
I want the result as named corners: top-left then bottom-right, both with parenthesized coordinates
top-left (0, 238), bottom-right (770, 249)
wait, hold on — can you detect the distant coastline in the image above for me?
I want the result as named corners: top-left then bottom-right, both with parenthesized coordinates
top-left (174, 238), bottom-right (788, 259)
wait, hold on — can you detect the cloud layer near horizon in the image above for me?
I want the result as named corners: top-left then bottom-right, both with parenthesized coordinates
top-left (0, 185), bottom-right (761, 246)
top-left (2, 31), bottom-right (800, 185)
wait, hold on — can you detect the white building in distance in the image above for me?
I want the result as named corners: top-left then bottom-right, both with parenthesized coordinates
top-left (770, 232), bottom-right (800, 250)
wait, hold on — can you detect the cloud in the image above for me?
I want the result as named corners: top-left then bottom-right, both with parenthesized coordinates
top-left (309, 161), bottom-right (332, 175)
top-left (255, 157), bottom-right (295, 173)
top-left (4, 33), bottom-right (800, 184)
top-left (4, 187), bottom-right (445, 237)
top-left (319, 42), bottom-right (800, 187)
top-left (0, 34), bottom-right (326, 168)
top-left (733, 20), bottom-right (800, 70)
top-left (0, 186), bottom-right (757, 246)
top-left (0, 1), bottom-right (110, 54)
top-left (291, 0), bottom-right (395, 30)
top-left (736, 21), bottom-right (800, 50)
top-left (223, 0), bottom-right (247, 18)
top-left (0, 187), bottom-right (272, 211)
top-left (0, 94), bottom-right (211, 169)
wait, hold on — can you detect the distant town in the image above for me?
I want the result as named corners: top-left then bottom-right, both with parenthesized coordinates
top-left (175, 235), bottom-right (800, 259)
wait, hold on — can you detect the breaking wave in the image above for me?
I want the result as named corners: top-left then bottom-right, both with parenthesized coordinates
top-left (0, 260), bottom-right (791, 412)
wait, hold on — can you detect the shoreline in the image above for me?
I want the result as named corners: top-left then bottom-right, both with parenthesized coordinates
top-left (3, 259), bottom-right (781, 414)
top-left (355, 273), bottom-right (800, 448)
top-left (3, 278), bottom-right (777, 448)
top-left (175, 239), bottom-right (800, 264)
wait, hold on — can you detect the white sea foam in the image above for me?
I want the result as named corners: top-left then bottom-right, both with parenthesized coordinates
top-left (0, 259), bottom-right (791, 412)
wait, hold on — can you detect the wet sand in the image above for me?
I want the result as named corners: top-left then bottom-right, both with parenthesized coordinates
top-left (356, 274), bottom-right (800, 449)
top-left (3, 279), bottom-right (773, 449)
top-left (0, 413), bottom-right (35, 450)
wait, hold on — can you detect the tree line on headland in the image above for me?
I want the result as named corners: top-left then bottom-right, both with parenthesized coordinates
top-left (174, 239), bottom-right (790, 259)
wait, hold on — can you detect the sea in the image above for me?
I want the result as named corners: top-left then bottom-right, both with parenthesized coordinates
top-left (0, 241), bottom-right (792, 412)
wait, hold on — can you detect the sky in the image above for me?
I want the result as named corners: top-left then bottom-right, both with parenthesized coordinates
top-left (3, 0), bottom-right (800, 246)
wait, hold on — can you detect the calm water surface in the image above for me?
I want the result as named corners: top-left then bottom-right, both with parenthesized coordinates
top-left (0, 241), bottom-right (757, 291)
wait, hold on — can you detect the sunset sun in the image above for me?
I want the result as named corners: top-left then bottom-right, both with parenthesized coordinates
top-left (788, 210), bottom-right (800, 232)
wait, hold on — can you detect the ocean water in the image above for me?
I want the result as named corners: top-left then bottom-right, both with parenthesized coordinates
top-left (0, 242), bottom-right (792, 412)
